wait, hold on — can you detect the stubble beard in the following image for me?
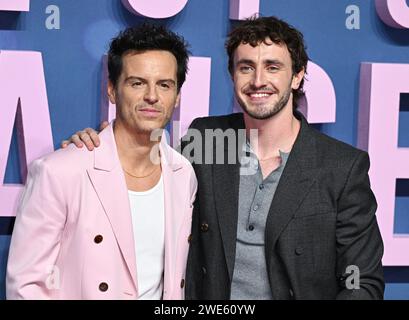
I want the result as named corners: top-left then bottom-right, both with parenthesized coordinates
top-left (237, 86), bottom-right (293, 120)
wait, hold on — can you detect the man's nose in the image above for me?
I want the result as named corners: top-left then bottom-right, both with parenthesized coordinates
top-left (250, 69), bottom-right (267, 88)
top-left (143, 85), bottom-right (159, 104)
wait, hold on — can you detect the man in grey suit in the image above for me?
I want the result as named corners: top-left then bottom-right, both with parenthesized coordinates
top-left (65, 16), bottom-right (384, 300)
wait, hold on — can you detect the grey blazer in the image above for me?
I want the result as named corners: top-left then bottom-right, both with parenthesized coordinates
top-left (183, 111), bottom-right (384, 300)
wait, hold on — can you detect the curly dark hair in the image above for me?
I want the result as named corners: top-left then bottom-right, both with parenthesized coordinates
top-left (108, 23), bottom-right (190, 92)
top-left (226, 16), bottom-right (309, 108)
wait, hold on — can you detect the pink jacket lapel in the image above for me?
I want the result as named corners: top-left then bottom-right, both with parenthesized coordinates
top-left (158, 132), bottom-right (184, 297)
top-left (86, 124), bottom-right (138, 292)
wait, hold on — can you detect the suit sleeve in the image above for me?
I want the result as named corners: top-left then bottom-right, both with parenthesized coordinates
top-left (182, 118), bottom-right (202, 300)
top-left (189, 167), bottom-right (198, 206)
top-left (185, 189), bottom-right (201, 300)
top-left (6, 158), bottom-right (67, 299)
top-left (176, 118), bottom-right (201, 159)
top-left (335, 151), bottom-right (384, 300)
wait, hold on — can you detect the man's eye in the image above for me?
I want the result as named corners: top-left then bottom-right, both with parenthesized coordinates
top-left (239, 66), bottom-right (253, 73)
top-left (160, 83), bottom-right (170, 89)
top-left (132, 82), bottom-right (143, 87)
top-left (267, 66), bottom-right (279, 72)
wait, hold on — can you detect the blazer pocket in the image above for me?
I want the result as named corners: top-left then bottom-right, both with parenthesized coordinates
top-left (294, 203), bottom-right (334, 219)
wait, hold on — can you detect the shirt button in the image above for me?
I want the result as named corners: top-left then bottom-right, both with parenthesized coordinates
top-left (94, 235), bottom-right (103, 244)
top-left (99, 282), bottom-right (108, 292)
top-left (259, 184), bottom-right (264, 190)
top-left (253, 205), bottom-right (259, 211)
top-left (248, 225), bottom-right (255, 231)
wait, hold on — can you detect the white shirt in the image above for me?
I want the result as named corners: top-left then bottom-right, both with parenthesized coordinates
top-left (128, 175), bottom-right (165, 300)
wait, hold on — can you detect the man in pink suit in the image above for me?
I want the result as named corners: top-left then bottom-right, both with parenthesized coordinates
top-left (6, 23), bottom-right (197, 300)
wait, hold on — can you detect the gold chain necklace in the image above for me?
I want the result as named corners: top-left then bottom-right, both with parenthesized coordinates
top-left (123, 165), bottom-right (160, 179)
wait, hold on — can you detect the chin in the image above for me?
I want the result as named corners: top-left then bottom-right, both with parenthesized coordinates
top-left (245, 112), bottom-right (275, 120)
top-left (139, 121), bottom-right (169, 134)
top-left (138, 125), bottom-right (162, 134)
top-left (135, 117), bottom-right (162, 128)
top-left (241, 100), bottom-right (288, 120)
top-left (241, 105), bottom-right (273, 120)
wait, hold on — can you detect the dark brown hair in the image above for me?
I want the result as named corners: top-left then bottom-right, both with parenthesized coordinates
top-left (226, 16), bottom-right (309, 108)
top-left (108, 23), bottom-right (190, 93)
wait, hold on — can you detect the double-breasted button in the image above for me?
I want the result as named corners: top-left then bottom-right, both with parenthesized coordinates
top-left (94, 235), bottom-right (103, 244)
top-left (201, 266), bottom-right (207, 275)
top-left (188, 234), bottom-right (192, 243)
top-left (99, 282), bottom-right (108, 292)
top-left (200, 223), bottom-right (209, 232)
top-left (295, 246), bottom-right (303, 255)
top-left (180, 279), bottom-right (185, 288)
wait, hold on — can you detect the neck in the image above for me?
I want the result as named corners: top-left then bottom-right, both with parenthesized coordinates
top-left (113, 120), bottom-right (161, 171)
top-left (244, 104), bottom-right (300, 159)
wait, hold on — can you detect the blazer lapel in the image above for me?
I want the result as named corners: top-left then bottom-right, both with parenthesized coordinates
top-left (213, 115), bottom-right (244, 280)
top-left (264, 114), bottom-right (317, 265)
top-left (213, 162), bottom-right (240, 281)
top-left (86, 124), bottom-right (138, 291)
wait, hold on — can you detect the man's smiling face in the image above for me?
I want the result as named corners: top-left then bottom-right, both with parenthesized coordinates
top-left (233, 39), bottom-right (304, 120)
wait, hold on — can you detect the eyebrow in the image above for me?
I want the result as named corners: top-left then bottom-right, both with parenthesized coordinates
top-left (236, 59), bottom-right (284, 67)
top-left (124, 76), bottom-right (176, 85)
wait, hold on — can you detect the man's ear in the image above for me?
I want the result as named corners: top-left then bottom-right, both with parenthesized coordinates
top-left (108, 80), bottom-right (116, 105)
top-left (291, 67), bottom-right (305, 90)
top-left (175, 92), bottom-right (181, 108)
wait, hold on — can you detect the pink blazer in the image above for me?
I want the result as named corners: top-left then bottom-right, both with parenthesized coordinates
top-left (6, 124), bottom-right (197, 299)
